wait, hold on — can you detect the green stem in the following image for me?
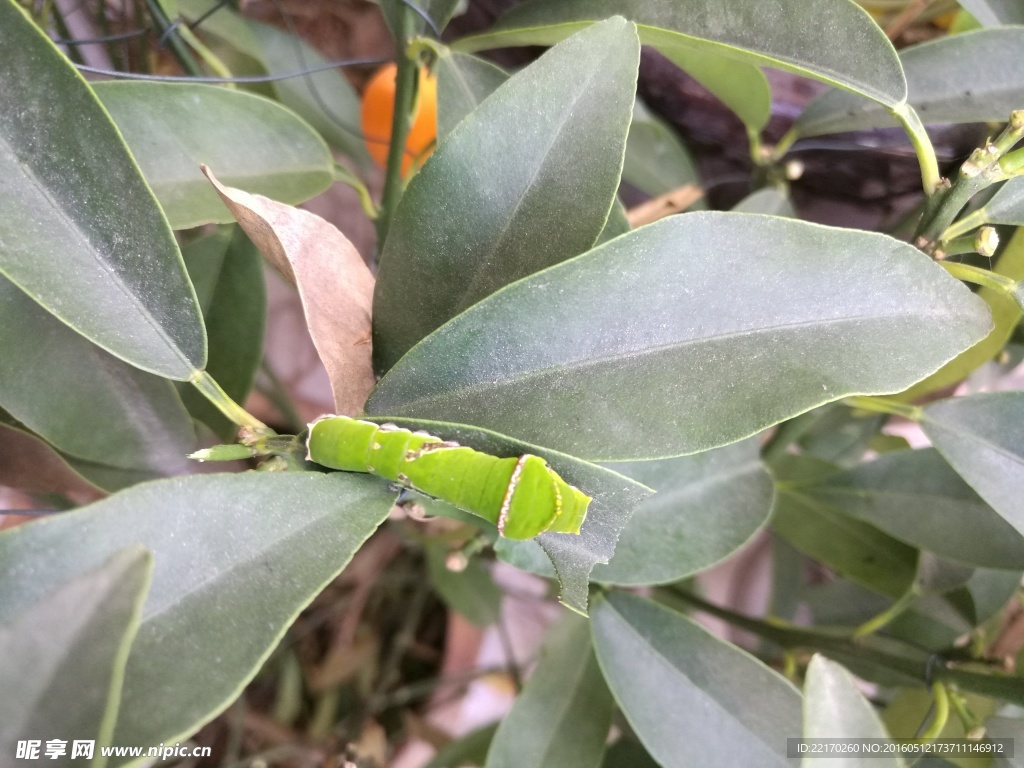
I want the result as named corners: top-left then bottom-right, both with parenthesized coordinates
top-left (189, 370), bottom-right (273, 440)
top-left (144, 0), bottom-right (203, 77)
top-left (1000, 148), bottom-right (1024, 177)
top-left (176, 23), bottom-right (234, 82)
top-left (919, 681), bottom-right (950, 740)
top-left (333, 162), bottom-right (378, 219)
top-left (770, 127), bottom-right (799, 163)
top-left (854, 588), bottom-right (919, 639)
top-left (938, 226), bottom-right (999, 259)
top-left (940, 207), bottom-right (989, 242)
top-left (893, 104), bottom-right (941, 197)
top-left (665, 588), bottom-right (1024, 704)
top-left (375, 9), bottom-right (420, 254)
top-left (941, 261), bottom-right (1019, 294)
top-left (844, 396), bottom-right (923, 421)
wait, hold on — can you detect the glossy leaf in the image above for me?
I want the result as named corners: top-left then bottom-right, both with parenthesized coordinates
top-left (0, 548), bottom-right (151, 761)
top-left (0, 276), bottom-right (196, 488)
top-left (898, 227), bottom-right (1024, 400)
top-left (983, 177), bottom-right (1024, 226)
top-left (796, 449), bottom-right (1024, 570)
top-left (367, 212), bottom-right (991, 461)
top-left (0, 472), bottom-right (395, 757)
top-left (622, 105), bottom-right (702, 199)
top-left (372, 18), bottom-right (640, 372)
top-left (922, 392), bottom-right (1024, 538)
top-left (425, 543), bottom-right (502, 626)
top-left (0, 1), bottom-right (205, 378)
top-left (770, 455), bottom-right (918, 600)
top-left (592, 591), bottom-right (802, 768)
top-left (802, 656), bottom-right (905, 768)
top-left (594, 439), bottom-right (774, 585)
top-left (796, 29), bottom-right (1024, 137)
top-left (485, 617), bottom-right (613, 768)
top-left (178, 0), bottom-right (371, 165)
top-left (733, 188), bottom-right (795, 217)
top-left (458, 0), bottom-right (906, 115)
top-left (94, 83), bottom-right (333, 230)
top-left (178, 227), bottom-right (266, 441)
top-left (357, 417), bottom-right (651, 614)
top-left (457, 8), bottom-right (775, 131)
top-left (958, 0), bottom-right (1024, 26)
top-left (435, 50), bottom-right (508, 139)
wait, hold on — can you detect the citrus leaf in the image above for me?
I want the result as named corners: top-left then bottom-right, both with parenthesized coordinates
top-left (0, 0), bottom-right (205, 379)
top-left (425, 543), bottom-right (502, 627)
top-left (733, 188), bottom-right (796, 217)
top-left (373, 18), bottom-right (640, 372)
top-left (958, 0), bottom-right (1024, 26)
top-left (0, 472), bottom-right (396, 762)
top-left (592, 591), bottom-right (802, 768)
top-left (0, 276), bottom-right (196, 486)
top-left (795, 448), bottom-right (1024, 570)
top-left (623, 104), bottom-right (702, 200)
top-left (594, 439), bottom-right (774, 585)
top-left (367, 212), bottom-right (992, 461)
top-left (984, 177), bottom-right (1024, 226)
top-left (922, 391), bottom-right (1024, 539)
top-left (897, 227), bottom-right (1024, 400)
top-left (457, 0), bottom-right (906, 114)
top-left (485, 616), bottom-right (613, 768)
top-left (435, 51), bottom-right (508, 140)
top-left (94, 83), bottom-right (333, 230)
top-left (0, 547), bottom-right (152, 765)
top-left (178, 227), bottom-right (266, 441)
top-left (802, 655), bottom-right (906, 768)
top-left (796, 28), bottom-right (1024, 138)
top-left (178, 0), bottom-right (371, 166)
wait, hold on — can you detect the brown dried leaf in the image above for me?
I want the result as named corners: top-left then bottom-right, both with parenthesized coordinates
top-left (201, 166), bottom-right (376, 416)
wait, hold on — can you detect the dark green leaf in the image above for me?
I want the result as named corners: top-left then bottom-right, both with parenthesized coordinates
top-left (94, 82), bottom-right (333, 230)
top-left (958, 0), bottom-right (1024, 25)
top-left (922, 392), bottom-right (1024, 539)
top-left (770, 455), bottom-right (918, 599)
top-left (591, 591), bottom-right (801, 767)
top-left (796, 449), bottom-right (1024, 569)
top-left (983, 177), bottom-right (1024, 226)
top-left (732, 188), bottom-right (795, 217)
top-left (623, 105), bottom-right (702, 199)
top-left (367, 213), bottom-right (991, 461)
top-left (485, 616), bottom-right (613, 768)
top-left (0, 472), bottom-right (395, 758)
top-left (372, 18), bottom-right (640, 372)
top-left (425, 543), bottom-right (502, 627)
top-left (0, 548), bottom-right (151, 761)
top-left (178, 227), bottom-right (266, 441)
top-left (0, 1), bottom-right (205, 378)
top-left (459, 0), bottom-right (906, 114)
top-left (177, 0), bottom-right (371, 166)
top-left (0, 276), bottom-right (196, 488)
top-left (796, 29), bottom-right (1024, 137)
top-left (597, 201), bottom-right (631, 244)
top-left (594, 438), bottom-right (774, 585)
top-left (435, 50), bottom-right (508, 139)
top-left (601, 740), bottom-right (660, 768)
top-left (898, 227), bottom-right (1024, 400)
top-left (357, 417), bottom-right (652, 614)
top-left (803, 656), bottom-right (906, 767)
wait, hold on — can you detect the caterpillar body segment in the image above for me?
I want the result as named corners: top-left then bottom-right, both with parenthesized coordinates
top-left (306, 416), bottom-right (591, 540)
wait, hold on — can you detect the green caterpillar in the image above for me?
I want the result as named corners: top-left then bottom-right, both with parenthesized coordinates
top-left (306, 416), bottom-right (591, 540)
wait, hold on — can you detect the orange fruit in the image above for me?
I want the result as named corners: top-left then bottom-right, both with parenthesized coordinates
top-left (361, 62), bottom-right (437, 176)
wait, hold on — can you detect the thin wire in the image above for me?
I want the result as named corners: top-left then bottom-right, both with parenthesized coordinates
top-left (52, 28), bottom-right (149, 46)
top-left (75, 56), bottom-right (390, 83)
top-left (187, 0), bottom-right (230, 30)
